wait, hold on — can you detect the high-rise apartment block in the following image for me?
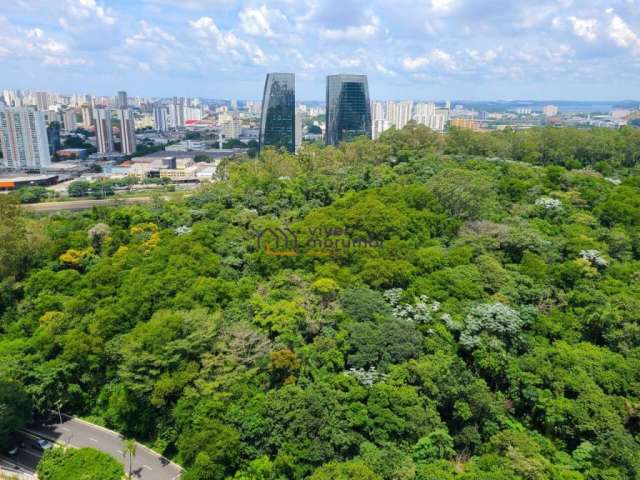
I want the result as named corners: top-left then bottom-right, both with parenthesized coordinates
top-left (117, 91), bottom-right (128, 109)
top-left (63, 109), bottom-right (77, 133)
top-left (168, 103), bottom-right (184, 128)
top-left (413, 102), bottom-right (448, 132)
top-left (35, 92), bottom-right (50, 111)
top-left (118, 109), bottom-right (137, 155)
top-left (184, 106), bottom-right (203, 122)
top-left (81, 105), bottom-right (94, 128)
top-left (95, 108), bottom-right (114, 154)
top-left (386, 101), bottom-right (413, 130)
top-left (153, 107), bottom-right (168, 132)
top-left (0, 107), bottom-right (51, 169)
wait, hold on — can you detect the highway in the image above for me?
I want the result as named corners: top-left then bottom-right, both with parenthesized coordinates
top-left (8, 415), bottom-right (182, 480)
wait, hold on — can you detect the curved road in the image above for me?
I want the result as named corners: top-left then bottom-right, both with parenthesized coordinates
top-left (19, 414), bottom-right (182, 479)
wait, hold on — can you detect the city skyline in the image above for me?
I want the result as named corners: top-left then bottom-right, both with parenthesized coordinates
top-left (1, 1), bottom-right (640, 100)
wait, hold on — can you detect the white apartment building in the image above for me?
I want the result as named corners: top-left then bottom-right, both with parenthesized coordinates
top-left (0, 107), bottom-right (51, 169)
top-left (95, 108), bottom-right (114, 154)
top-left (118, 109), bottom-right (137, 155)
top-left (153, 107), bottom-right (169, 132)
top-left (386, 100), bottom-right (413, 130)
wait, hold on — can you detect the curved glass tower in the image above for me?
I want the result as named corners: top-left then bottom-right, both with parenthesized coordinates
top-left (259, 73), bottom-right (295, 152)
top-left (325, 74), bottom-right (372, 146)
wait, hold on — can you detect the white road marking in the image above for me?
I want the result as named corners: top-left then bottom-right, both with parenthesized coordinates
top-left (89, 438), bottom-right (98, 443)
top-left (61, 427), bottom-right (70, 432)
top-left (143, 465), bottom-right (153, 471)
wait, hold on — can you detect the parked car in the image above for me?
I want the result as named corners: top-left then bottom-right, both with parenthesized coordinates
top-left (33, 439), bottom-right (53, 451)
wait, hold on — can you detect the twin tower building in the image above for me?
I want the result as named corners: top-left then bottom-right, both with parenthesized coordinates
top-left (259, 73), bottom-right (372, 152)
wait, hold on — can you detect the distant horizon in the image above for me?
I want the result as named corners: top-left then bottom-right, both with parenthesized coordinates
top-left (2, 88), bottom-right (640, 106)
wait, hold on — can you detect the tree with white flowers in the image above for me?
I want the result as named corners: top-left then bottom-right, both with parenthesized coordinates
top-left (460, 302), bottom-right (524, 351)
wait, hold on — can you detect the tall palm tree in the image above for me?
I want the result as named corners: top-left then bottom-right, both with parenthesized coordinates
top-left (122, 439), bottom-right (137, 479)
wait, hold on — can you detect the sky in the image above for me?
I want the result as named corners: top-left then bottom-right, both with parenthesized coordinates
top-left (1, 0), bottom-right (639, 101)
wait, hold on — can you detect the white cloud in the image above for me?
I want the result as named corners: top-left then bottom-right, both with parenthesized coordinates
top-left (190, 16), bottom-right (270, 65)
top-left (124, 21), bottom-right (183, 70)
top-left (607, 11), bottom-right (640, 54)
top-left (59, 0), bottom-right (116, 30)
top-left (375, 62), bottom-right (397, 76)
top-left (319, 13), bottom-right (379, 41)
top-left (568, 16), bottom-right (598, 41)
top-left (431, 0), bottom-right (456, 14)
top-left (126, 21), bottom-right (178, 47)
top-left (466, 48), bottom-right (499, 63)
top-left (403, 49), bottom-right (456, 71)
top-left (43, 56), bottom-right (86, 66)
top-left (143, 0), bottom-right (234, 10)
top-left (0, 16), bottom-right (79, 66)
top-left (239, 5), bottom-right (288, 38)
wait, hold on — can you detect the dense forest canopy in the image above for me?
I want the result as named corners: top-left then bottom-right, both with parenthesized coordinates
top-left (2, 125), bottom-right (640, 479)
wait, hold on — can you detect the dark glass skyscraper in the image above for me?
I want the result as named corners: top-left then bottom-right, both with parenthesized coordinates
top-left (325, 74), bottom-right (372, 146)
top-left (259, 73), bottom-right (295, 152)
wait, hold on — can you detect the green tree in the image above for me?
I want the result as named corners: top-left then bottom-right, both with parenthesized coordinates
top-left (37, 447), bottom-right (123, 480)
top-left (0, 379), bottom-right (32, 449)
top-left (309, 460), bottom-right (382, 480)
top-left (123, 438), bottom-right (137, 479)
top-left (413, 429), bottom-right (456, 464)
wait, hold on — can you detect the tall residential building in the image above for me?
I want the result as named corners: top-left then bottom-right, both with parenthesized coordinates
top-left (372, 119), bottom-right (391, 140)
top-left (386, 100), bottom-right (413, 130)
top-left (371, 101), bottom-right (387, 139)
top-left (221, 114), bottom-right (241, 139)
top-left (413, 103), bottom-right (448, 133)
top-left (47, 121), bottom-right (61, 155)
top-left (35, 91), bottom-right (50, 111)
top-left (168, 103), bottom-right (184, 128)
top-left (414, 102), bottom-right (436, 118)
top-left (118, 109), bottom-right (137, 155)
top-left (259, 72), bottom-right (295, 152)
top-left (63, 109), bottom-right (77, 133)
top-left (81, 105), bottom-right (93, 128)
top-left (2, 90), bottom-right (16, 107)
top-left (372, 101), bottom-right (384, 120)
top-left (117, 91), bottom-right (128, 109)
top-left (0, 107), bottom-right (51, 169)
top-left (95, 108), bottom-right (114, 153)
top-left (184, 106), bottom-right (203, 122)
top-left (295, 110), bottom-right (303, 153)
top-left (325, 74), bottom-right (372, 146)
top-left (153, 106), bottom-right (169, 132)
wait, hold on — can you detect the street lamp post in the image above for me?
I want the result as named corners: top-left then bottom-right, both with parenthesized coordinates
top-left (55, 401), bottom-right (63, 425)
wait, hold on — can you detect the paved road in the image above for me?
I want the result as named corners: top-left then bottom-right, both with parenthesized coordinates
top-left (0, 431), bottom-right (48, 478)
top-left (25, 414), bottom-right (182, 480)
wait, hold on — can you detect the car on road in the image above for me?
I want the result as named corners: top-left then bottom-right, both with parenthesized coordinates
top-left (33, 439), bottom-right (53, 451)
